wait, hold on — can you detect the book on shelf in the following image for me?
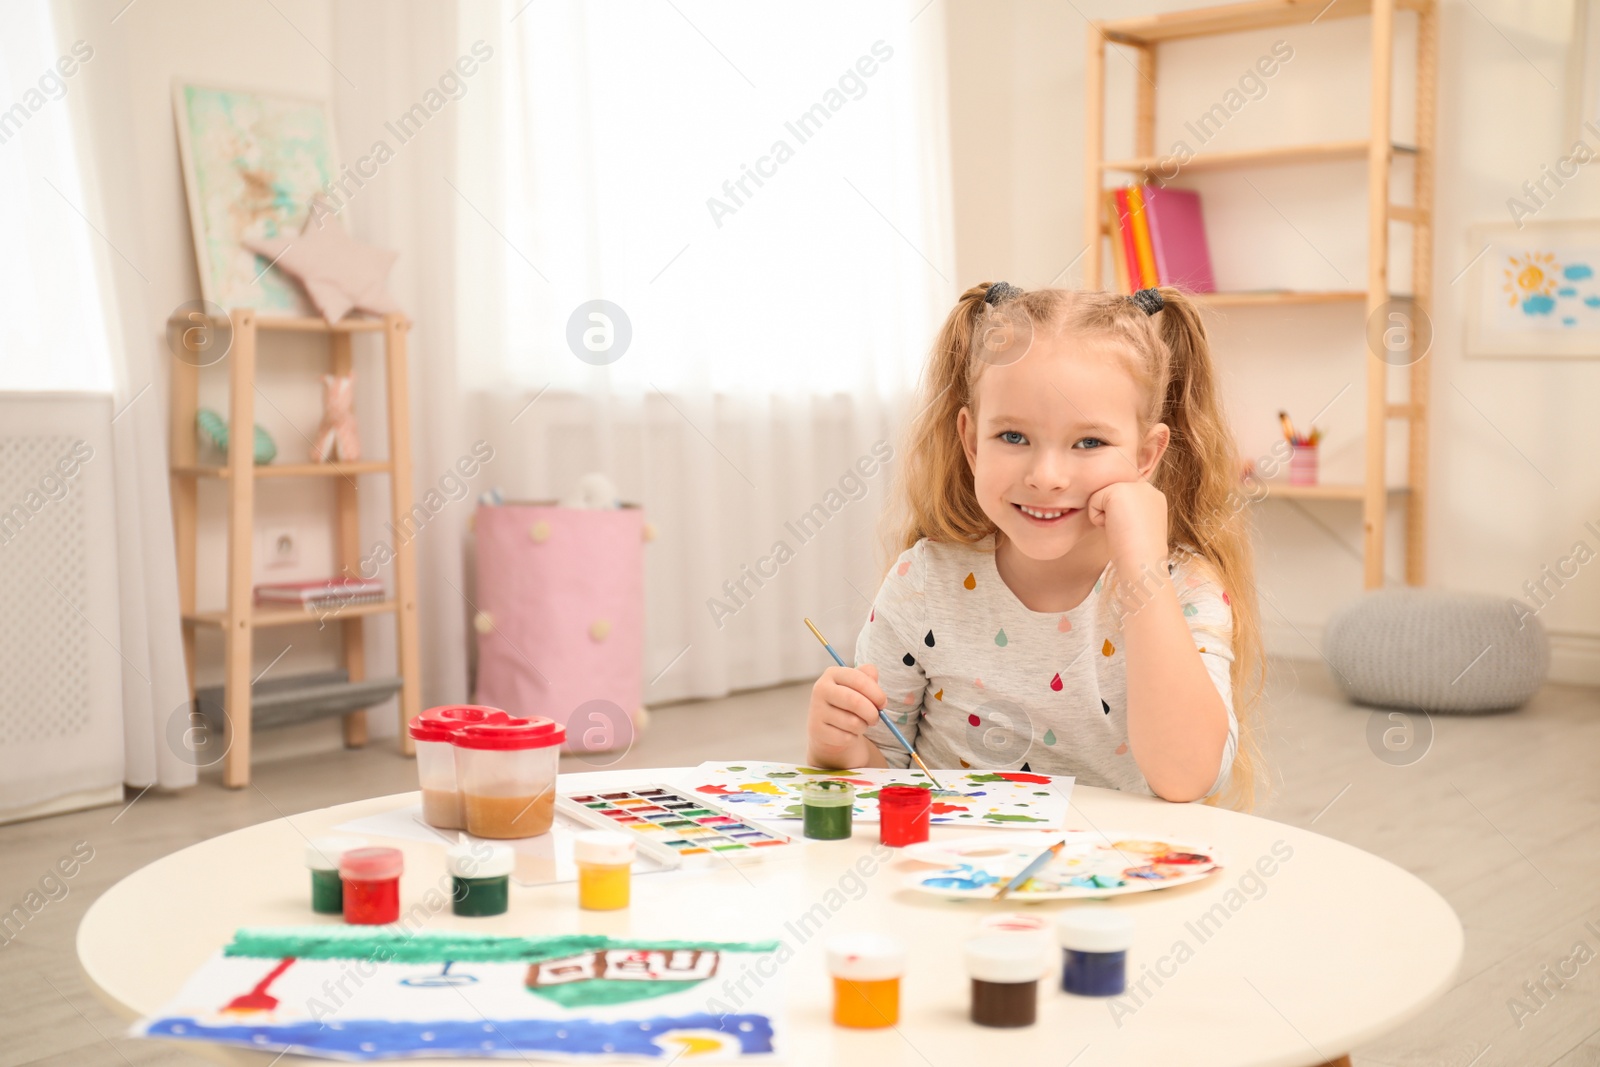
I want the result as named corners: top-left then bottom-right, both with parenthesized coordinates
top-left (1142, 186), bottom-right (1215, 293)
top-left (1124, 185), bottom-right (1159, 288)
top-left (1105, 184), bottom-right (1215, 295)
top-left (1105, 190), bottom-right (1131, 294)
top-left (254, 577), bottom-right (386, 611)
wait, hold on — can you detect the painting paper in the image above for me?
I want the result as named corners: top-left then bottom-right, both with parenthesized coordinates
top-left (132, 927), bottom-right (782, 1061)
top-left (675, 762), bottom-right (1072, 828)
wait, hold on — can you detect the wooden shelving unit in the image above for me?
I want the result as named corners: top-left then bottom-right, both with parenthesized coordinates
top-left (169, 310), bottom-right (423, 787)
top-left (1084, 0), bottom-right (1436, 588)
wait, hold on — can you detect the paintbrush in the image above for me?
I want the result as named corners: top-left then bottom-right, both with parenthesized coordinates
top-left (1277, 410), bottom-right (1297, 443)
top-left (993, 837), bottom-right (1070, 900)
top-left (803, 617), bottom-right (945, 791)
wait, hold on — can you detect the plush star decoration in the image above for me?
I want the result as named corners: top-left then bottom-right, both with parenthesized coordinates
top-left (244, 199), bottom-right (400, 323)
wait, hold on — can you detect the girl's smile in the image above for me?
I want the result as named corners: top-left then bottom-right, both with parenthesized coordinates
top-left (1012, 502), bottom-right (1080, 524)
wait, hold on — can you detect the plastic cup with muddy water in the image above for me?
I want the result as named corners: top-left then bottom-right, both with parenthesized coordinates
top-left (453, 717), bottom-right (566, 839)
top-left (409, 705), bottom-right (510, 830)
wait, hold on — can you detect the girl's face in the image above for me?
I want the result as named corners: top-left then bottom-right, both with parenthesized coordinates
top-left (957, 336), bottom-right (1168, 561)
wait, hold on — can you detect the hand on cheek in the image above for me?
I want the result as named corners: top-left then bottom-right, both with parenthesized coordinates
top-left (1086, 478), bottom-right (1169, 573)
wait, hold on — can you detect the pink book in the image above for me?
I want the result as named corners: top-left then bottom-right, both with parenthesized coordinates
top-left (255, 577), bottom-right (384, 603)
top-left (1142, 186), bottom-right (1216, 293)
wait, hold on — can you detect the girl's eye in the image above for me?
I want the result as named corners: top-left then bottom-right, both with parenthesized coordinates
top-left (998, 431), bottom-right (1027, 445)
top-left (1076, 437), bottom-right (1107, 450)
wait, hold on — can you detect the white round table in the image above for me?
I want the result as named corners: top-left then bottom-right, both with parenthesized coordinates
top-left (79, 768), bottom-right (1461, 1066)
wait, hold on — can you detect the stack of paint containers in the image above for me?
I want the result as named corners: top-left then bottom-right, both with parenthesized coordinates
top-left (409, 705), bottom-right (511, 830)
top-left (408, 706), bottom-right (566, 840)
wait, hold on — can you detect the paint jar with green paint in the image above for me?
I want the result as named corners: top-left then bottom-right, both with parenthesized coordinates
top-left (304, 835), bottom-right (366, 915)
top-left (802, 780), bottom-right (855, 840)
top-left (447, 837), bottom-right (515, 917)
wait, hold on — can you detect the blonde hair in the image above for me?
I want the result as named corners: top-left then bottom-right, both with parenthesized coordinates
top-left (880, 282), bottom-right (1264, 810)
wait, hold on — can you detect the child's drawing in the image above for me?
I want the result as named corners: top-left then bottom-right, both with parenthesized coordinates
top-left (678, 761), bottom-right (1072, 828)
top-left (1468, 222), bottom-right (1600, 356)
top-left (133, 928), bottom-right (782, 1061)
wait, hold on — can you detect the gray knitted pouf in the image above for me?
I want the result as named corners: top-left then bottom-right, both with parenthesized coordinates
top-left (1322, 589), bottom-right (1548, 713)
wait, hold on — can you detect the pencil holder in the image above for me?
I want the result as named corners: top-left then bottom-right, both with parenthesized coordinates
top-left (1288, 443), bottom-right (1318, 486)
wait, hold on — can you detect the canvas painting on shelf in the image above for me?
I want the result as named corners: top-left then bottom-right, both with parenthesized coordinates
top-left (173, 82), bottom-right (340, 316)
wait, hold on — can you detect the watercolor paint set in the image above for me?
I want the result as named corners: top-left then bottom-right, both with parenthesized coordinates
top-left (556, 784), bottom-right (794, 868)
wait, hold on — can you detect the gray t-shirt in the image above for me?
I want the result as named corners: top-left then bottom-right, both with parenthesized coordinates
top-left (855, 534), bottom-right (1237, 798)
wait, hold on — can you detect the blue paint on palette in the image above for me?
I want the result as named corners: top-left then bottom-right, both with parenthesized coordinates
top-left (143, 1013), bottom-right (776, 1058)
top-left (920, 864), bottom-right (998, 891)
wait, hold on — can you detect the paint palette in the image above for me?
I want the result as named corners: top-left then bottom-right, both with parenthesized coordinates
top-left (903, 832), bottom-right (1220, 901)
top-left (556, 785), bottom-right (794, 868)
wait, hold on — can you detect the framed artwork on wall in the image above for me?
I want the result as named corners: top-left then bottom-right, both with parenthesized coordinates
top-left (1465, 221), bottom-right (1600, 358)
top-left (172, 82), bottom-right (341, 315)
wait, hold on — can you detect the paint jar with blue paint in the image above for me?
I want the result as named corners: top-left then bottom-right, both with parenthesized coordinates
top-left (1056, 908), bottom-right (1133, 996)
top-left (802, 780), bottom-right (855, 840)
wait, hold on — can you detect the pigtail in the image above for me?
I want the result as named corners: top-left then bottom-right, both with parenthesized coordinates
top-left (878, 283), bottom-right (1001, 571)
top-left (1149, 287), bottom-right (1265, 811)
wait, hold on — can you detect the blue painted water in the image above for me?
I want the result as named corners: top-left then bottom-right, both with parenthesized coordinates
top-left (144, 1012), bottom-right (774, 1059)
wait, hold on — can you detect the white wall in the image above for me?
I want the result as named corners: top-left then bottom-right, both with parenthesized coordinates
top-left (945, 0), bottom-right (1600, 684)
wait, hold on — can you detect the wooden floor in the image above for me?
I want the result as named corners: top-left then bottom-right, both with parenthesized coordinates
top-left (2, 659), bottom-right (1597, 1066)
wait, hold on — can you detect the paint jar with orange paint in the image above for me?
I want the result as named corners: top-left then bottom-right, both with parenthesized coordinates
top-left (826, 932), bottom-right (905, 1029)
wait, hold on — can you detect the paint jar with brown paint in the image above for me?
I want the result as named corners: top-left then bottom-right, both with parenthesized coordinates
top-left (964, 934), bottom-right (1042, 1027)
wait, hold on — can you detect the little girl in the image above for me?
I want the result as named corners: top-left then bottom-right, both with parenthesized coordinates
top-left (806, 283), bottom-right (1261, 807)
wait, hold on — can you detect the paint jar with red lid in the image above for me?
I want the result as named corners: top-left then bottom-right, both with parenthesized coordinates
top-left (410, 706), bottom-right (512, 830)
top-left (453, 717), bottom-right (566, 839)
top-left (877, 786), bottom-right (932, 847)
top-left (339, 847), bottom-right (403, 925)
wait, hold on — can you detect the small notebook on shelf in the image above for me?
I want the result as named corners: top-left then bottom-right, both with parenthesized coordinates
top-left (1142, 186), bottom-right (1216, 293)
top-left (254, 577), bottom-right (385, 611)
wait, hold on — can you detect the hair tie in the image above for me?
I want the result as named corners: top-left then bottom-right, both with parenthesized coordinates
top-left (1130, 288), bottom-right (1164, 316)
top-left (985, 281), bottom-right (1022, 305)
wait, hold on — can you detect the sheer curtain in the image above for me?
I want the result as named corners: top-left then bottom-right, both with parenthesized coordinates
top-left (446, 1), bottom-right (956, 707)
top-left (0, 1), bottom-right (194, 800)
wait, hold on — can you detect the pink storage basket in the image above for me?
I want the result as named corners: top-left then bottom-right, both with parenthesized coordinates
top-left (472, 503), bottom-right (644, 754)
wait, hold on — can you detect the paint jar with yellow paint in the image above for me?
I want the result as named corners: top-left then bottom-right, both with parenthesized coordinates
top-left (574, 831), bottom-right (634, 910)
top-left (826, 932), bottom-right (905, 1028)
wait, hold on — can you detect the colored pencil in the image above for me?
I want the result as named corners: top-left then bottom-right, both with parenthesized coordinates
top-left (1278, 410), bottom-right (1297, 443)
top-left (803, 617), bottom-right (944, 790)
top-left (994, 837), bottom-right (1070, 900)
